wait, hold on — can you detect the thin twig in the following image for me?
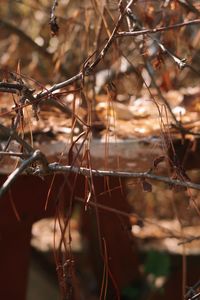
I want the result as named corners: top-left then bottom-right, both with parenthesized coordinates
top-left (0, 124), bottom-right (34, 153)
top-left (0, 82), bottom-right (24, 94)
top-left (185, 279), bottom-right (200, 299)
top-left (0, 151), bottom-right (28, 158)
top-left (75, 196), bottom-right (194, 240)
top-left (178, 0), bottom-right (200, 17)
top-left (178, 235), bottom-right (200, 246)
top-left (37, 72), bottom-right (82, 99)
top-left (34, 17), bottom-right (200, 100)
top-left (0, 18), bottom-right (52, 60)
top-left (33, 163), bottom-right (200, 191)
top-left (50, 0), bottom-right (59, 35)
top-left (88, 0), bottom-right (135, 72)
top-left (117, 19), bottom-right (200, 37)
top-left (0, 150), bottom-right (48, 198)
top-left (33, 0), bottom-right (134, 98)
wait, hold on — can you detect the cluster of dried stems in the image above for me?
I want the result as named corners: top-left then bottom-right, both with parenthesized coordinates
top-left (1, 0), bottom-right (200, 299)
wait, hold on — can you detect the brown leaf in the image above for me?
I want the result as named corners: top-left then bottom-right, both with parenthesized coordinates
top-left (142, 180), bottom-right (152, 192)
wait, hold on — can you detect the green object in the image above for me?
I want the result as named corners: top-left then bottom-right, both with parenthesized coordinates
top-left (122, 286), bottom-right (140, 299)
top-left (122, 281), bottom-right (145, 300)
top-left (144, 251), bottom-right (170, 277)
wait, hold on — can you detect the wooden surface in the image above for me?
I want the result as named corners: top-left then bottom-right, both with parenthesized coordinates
top-left (0, 137), bottom-right (162, 174)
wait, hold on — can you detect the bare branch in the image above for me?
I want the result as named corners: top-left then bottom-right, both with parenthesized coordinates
top-left (0, 151), bottom-right (27, 158)
top-left (33, 163), bottom-right (200, 191)
top-left (34, 0), bottom-right (135, 98)
top-left (0, 18), bottom-right (52, 60)
top-left (117, 18), bottom-right (200, 37)
top-left (0, 150), bottom-right (49, 198)
top-left (0, 82), bottom-right (23, 94)
top-left (37, 72), bottom-right (82, 99)
top-left (75, 196), bottom-right (194, 240)
top-left (178, 235), bottom-right (200, 246)
top-left (35, 17), bottom-right (200, 101)
top-left (88, 0), bottom-right (135, 72)
top-left (0, 124), bottom-right (34, 153)
top-left (50, 0), bottom-right (59, 35)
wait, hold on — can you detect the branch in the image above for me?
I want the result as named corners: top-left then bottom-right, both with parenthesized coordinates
top-left (0, 18), bottom-right (70, 77)
top-left (125, 8), bottom-right (198, 134)
top-left (1, 154), bottom-right (200, 199)
top-left (178, 235), bottom-right (200, 246)
top-left (35, 17), bottom-right (200, 100)
top-left (178, 0), bottom-right (200, 17)
top-left (37, 72), bottom-right (82, 99)
top-left (36, 163), bottom-right (200, 191)
top-left (35, 0), bottom-right (135, 98)
top-left (0, 124), bottom-right (34, 153)
top-left (0, 82), bottom-right (23, 94)
top-left (0, 151), bottom-right (27, 158)
top-left (117, 18), bottom-right (200, 37)
top-left (75, 196), bottom-right (193, 240)
top-left (50, 0), bottom-right (59, 35)
top-left (88, 0), bottom-right (135, 72)
top-left (185, 278), bottom-right (200, 300)
top-left (0, 18), bottom-right (52, 60)
top-left (0, 150), bottom-right (49, 198)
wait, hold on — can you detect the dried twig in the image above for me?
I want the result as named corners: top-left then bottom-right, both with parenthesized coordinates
top-left (88, 0), bottom-right (135, 72)
top-left (185, 279), bottom-right (200, 300)
top-left (0, 82), bottom-right (24, 94)
top-left (0, 18), bottom-right (52, 60)
top-left (0, 124), bottom-right (34, 153)
top-left (0, 150), bottom-right (48, 198)
top-left (75, 196), bottom-right (197, 241)
top-left (50, 0), bottom-right (59, 35)
top-left (32, 163), bottom-right (200, 191)
top-left (178, 235), bottom-right (200, 246)
top-left (34, 17), bottom-right (200, 101)
top-left (0, 151), bottom-right (27, 158)
top-left (178, 0), bottom-right (200, 17)
top-left (117, 19), bottom-right (200, 37)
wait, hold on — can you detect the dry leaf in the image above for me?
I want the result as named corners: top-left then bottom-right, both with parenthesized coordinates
top-left (142, 180), bottom-right (152, 192)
